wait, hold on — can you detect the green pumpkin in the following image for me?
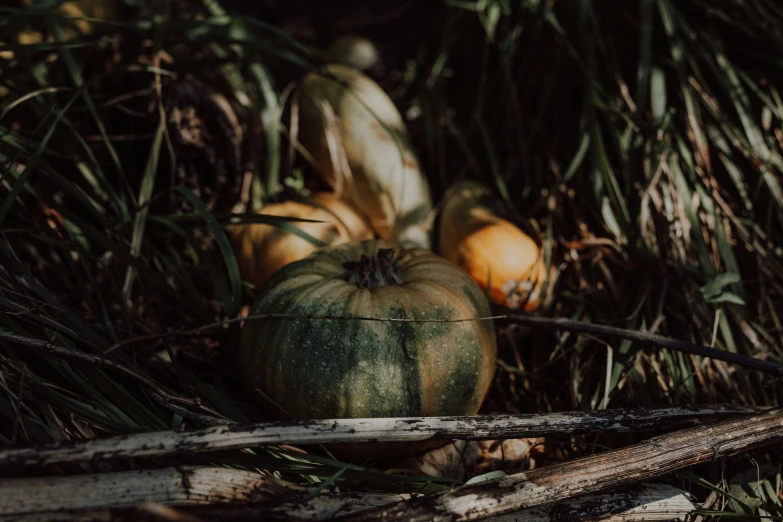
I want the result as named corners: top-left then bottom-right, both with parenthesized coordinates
top-left (238, 240), bottom-right (497, 435)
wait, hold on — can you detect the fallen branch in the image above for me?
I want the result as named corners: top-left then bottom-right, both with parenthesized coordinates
top-left (0, 466), bottom-right (698, 522)
top-left (0, 467), bottom-right (299, 516)
top-left (333, 407), bottom-right (783, 521)
top-left (180, 483), bottom-right (699, 522)
top-left (0, 406), bottom-right (754, 468)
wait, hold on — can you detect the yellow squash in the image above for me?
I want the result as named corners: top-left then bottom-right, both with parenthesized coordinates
top-left (296, 64), bottom-right (432, 249)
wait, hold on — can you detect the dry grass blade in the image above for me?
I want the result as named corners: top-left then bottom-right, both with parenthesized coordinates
top-left (500, 314), bottom-right (783, 378)
top-left (1, 335), bottom-right (216, 413)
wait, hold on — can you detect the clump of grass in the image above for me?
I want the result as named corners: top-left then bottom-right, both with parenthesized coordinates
top-left (0, 0), bottom-right (430, 491)
top-left (401, 0), bottom-right (783, 514)
top-left (1, 0), bottom-right (783, 516)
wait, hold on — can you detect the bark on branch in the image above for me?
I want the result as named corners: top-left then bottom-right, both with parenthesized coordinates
top-left (0, 406), bottom-right (753, 469)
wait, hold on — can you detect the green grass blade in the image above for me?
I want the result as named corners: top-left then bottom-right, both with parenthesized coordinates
top-left (122, 118), bottom-right (165, 301)
top-left (174, 186), bottom-right (241, 317)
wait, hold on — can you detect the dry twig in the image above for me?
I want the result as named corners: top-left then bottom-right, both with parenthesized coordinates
top-left (0, 478), bottom-right (698, 521)
top-left (96, 312), bottom-right (783, 378)
top-left (0, 406), bottom-right (754, 468)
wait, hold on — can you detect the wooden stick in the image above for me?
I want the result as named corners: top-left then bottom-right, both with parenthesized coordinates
top-left (0, 406), bottom-right (754, 468)
top-left (0, 482), bottom-right (698, 521)
top-left (334, 407), bottom-right (783, 521)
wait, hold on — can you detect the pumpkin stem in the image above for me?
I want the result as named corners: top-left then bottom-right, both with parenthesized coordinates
top-left (342, 248), bottom-right (403, 289)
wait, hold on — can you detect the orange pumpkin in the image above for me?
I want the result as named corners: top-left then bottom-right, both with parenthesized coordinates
top-left (230, 192), bottom-right (373, 289)
top-left (438, 181), bottom-right (545, 312)
top-left (307, 191), bottom-right (371, 242)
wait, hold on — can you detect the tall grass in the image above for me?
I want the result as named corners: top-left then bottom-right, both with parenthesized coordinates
top-left (1, 0), bottom-right (782, 515)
